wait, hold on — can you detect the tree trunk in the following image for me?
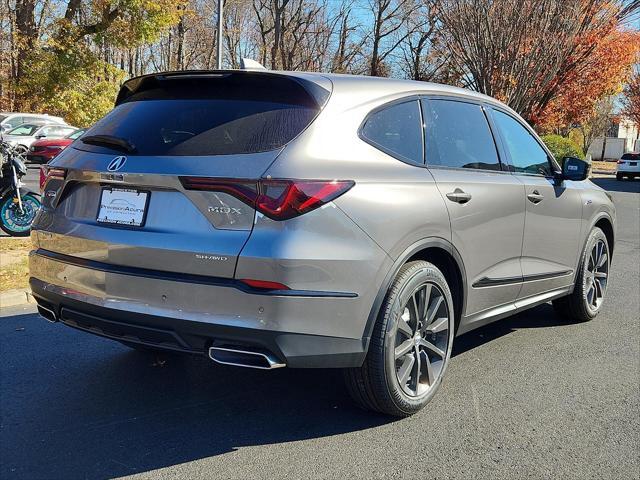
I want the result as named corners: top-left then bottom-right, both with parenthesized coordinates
top-left (600, 135), bottom-right (607, 161)
top-left (14, 0), bottom-right (36, 81)
top-left (176, 9), bottom-right (185, 70)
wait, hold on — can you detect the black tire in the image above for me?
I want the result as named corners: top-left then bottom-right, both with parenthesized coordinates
top-left (553, 227), bottom-right (610, 322)
top-left (344, 260), bottom-right (455, 417)
top-left (616, 173), bottom-right (623, 181)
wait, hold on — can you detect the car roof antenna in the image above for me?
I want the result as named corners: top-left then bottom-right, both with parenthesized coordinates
top-left (240, 58), bottom-right (268, 70)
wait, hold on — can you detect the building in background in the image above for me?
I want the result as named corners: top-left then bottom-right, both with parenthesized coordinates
top-left (588, 116), bottom-right (639, 160)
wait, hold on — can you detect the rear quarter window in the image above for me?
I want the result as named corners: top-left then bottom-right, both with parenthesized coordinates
top-left (360, 100), bottom-right (424, 166)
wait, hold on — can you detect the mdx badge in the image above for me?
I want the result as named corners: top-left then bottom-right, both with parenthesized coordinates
top-left (208, 206), bottom-right (242, 214)
top-left (107, 156), bottom-right (127, 172)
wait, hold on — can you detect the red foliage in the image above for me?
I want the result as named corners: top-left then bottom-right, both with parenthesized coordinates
top-left (536, 27), bottom-right (640, 130)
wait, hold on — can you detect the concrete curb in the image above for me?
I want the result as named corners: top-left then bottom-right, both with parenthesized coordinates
top-left (0, 288), bottom-right (35, 308)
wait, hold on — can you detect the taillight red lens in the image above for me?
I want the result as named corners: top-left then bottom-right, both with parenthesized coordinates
top-left (180, 177), bottom-right (259, 205)
top-left (40, 166), bottom-right (66, 193)
top-left (257, 180), bottom-right (354, 220)
top-left (617, 160), bottom-right (624, 164)
top-left (180, 177), bottom-right (354, 220)
top-left (39, 167), bottom-right (46, 192)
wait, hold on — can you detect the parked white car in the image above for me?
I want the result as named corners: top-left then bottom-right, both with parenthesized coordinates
top-left (616, 153), bottom-right (640, 180)
top-left (2, 123), bottom-right (78, 154)
top-left (0, 113), bottom-right (67, 133)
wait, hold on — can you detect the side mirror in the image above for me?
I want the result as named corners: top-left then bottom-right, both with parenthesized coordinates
top-left (35, 134), bottom-right (46, 139)
top-left (560, 156), bottom-right (590, 182)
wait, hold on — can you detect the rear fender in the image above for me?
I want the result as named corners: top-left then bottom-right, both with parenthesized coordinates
top-left (361, 237), bottom-right (467, 353)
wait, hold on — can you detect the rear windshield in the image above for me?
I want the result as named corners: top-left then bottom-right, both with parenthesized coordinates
top-left (77, 74), bottom-right (325, 156)
top-left (621, 153), bottom-right (639, 160)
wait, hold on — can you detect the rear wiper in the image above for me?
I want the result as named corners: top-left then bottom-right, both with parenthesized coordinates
top-left (81, 134), bottom-right (136, 153)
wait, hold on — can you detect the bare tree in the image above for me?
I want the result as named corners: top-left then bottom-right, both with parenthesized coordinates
top-left (368, 0), bottom-right (417, 76)
top-left (398, 0), bottom-right (444, 81)
top-left (330, 2), bottom-right (365, 73)
top-left (621, 71), bottom-right (640, 128)
top-left (578, 96), bottom-right (615, 156)
top-left (252, 0), bottom-right (332, 70)
top-left (435, 0), bottom-right (630, 121)
top-left (224, 0), bottom-right (257, 68)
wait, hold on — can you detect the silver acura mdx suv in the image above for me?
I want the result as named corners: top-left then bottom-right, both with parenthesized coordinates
top-left (31, 70), bottom-right (615, 416)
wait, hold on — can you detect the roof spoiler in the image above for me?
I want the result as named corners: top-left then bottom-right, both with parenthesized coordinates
top-left (115, 68), bottom-right (330, 108)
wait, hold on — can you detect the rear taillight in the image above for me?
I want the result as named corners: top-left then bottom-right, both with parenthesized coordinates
top-left (180, 177), bottom-right (354, 221)
top-left (617, 160), bottom-right (624, 164)
top-left (40, 166), bottom-right (66, 193)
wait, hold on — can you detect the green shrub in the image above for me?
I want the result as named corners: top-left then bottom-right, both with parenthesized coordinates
top-left (541, 134), bottom-right (585, 163)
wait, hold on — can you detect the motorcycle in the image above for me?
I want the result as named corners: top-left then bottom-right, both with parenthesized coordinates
top-left (0, 141), bottom-right (42, 236)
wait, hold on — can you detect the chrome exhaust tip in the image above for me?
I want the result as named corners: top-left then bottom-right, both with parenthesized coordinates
top-left (37, 304), bottom-right (58, 323)
top-left (208, 346), bottom-right (286, 370)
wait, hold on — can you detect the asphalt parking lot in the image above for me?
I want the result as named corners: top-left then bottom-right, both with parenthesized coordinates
top-left (0, 177), bottom-right (638, 480)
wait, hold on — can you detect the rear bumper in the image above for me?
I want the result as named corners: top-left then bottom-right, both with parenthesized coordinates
top-left (29, 252), bottom-right (370, 368)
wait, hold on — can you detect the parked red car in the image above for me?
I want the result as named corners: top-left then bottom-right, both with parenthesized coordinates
top-left (26, 128), bottom-right (85, 164)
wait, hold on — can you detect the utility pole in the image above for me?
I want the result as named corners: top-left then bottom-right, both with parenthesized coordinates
top-left (216, 0), bottom-right (224, 69)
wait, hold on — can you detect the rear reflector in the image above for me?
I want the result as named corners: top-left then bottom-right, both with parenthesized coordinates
top-left (239, 279), bottom-right (290, 291)
top-left (180, 177), bottom-right (354, 220)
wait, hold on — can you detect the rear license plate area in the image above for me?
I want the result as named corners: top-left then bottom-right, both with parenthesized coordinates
top-left (97, 187), bottom-right (150, 227)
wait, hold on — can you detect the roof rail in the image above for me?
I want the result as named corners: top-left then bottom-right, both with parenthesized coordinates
top-left (240, 58), bottom-right (267, 71)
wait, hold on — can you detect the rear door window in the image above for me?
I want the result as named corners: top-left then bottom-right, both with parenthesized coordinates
top-left (422, 99), bottom-right (501, 171)
top-left (78, 74), bottom-right (325, 156)
top-left (361, 100), bottom-right (424, 166)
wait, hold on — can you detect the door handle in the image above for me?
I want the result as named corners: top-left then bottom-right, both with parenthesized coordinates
top-left (527, 190), bottom-right (544, 204)
top-left (446, 189), bottom-right (472, 204)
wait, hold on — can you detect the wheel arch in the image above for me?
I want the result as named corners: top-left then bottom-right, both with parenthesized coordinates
top-left (362, 237), bottom-right (467, 354)
top-left (593, 215), bottom-right (614, 258)
top-left (574, 213), bottom-right (614, 277)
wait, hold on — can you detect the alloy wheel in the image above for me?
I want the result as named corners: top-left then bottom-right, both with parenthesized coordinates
top-left (394, 282), bottom-right (450, 397)
top-left (585, 239), bottom-right (609, 312)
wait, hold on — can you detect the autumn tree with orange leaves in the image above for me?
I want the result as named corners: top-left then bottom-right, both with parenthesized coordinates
top-left (436, 0), bottom-right (639, 126)
top-left (536, 27), bottom-right (640, 132)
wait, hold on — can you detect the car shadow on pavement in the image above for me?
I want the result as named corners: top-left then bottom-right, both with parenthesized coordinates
top-left (0, 313), bottom-right (392, 479)
top-left (591, 177), bottom-right (640, 194)
top-left (1, 302), bottom-right (579, 479)
top-left (452, 303), bottom-right (579, 357)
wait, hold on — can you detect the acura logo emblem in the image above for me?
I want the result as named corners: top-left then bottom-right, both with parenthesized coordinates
top-left (107, 156), bottom-right (127, 172)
